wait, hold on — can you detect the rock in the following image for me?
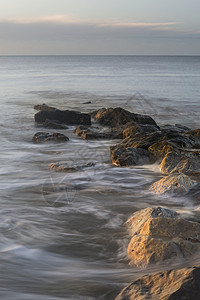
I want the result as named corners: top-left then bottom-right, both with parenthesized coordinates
top-left (160, 150), bottom-right (200, 176)
top-left (94, 107), bottom-right (159, 128)
top-left (74, 125), bottom-right (122, 140)
top-left (34, 109), bottom-right (91, 126)
top-left (39, 119), bottom-right (68, 129)
top-left (110, 126), bottom-right (200, 167)
top-left (125, 207), bottom-right (200, 267)
top-left (123, 123), bottom-right (159, 139)
top-left (110, 147), bottom-right (150, 167)
top-left (49, 162), bottom-right (95, 172)
top-left (32, 132), bottom-right (69, 143)
top-left (150, 173), bottom-right (196, 195)
top-left (115, 266), bottom-right (200, 300)
top-left (34, 104), bottom-right (57, 111)
top-left (83, 101), bottom-right (91, 104)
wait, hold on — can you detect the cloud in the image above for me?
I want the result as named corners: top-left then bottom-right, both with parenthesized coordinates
top-left (0, 15), bottom-right (199, 55)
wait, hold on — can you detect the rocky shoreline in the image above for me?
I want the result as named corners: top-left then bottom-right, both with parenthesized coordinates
top-left (33, 104), bottom-right (200, 299)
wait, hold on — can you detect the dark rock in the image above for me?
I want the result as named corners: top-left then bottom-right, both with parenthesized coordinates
top-left (115, 266), bottom-right (200, 300)
top-left (40, 119), bottom-right (68, 130)
top-left (35, 109), bottom-right (91, 126)
top-left (34, 104), bottom-right (57, 111)
top-left (94, 107), bottom-right (159, 128)
top-left (110, 147), bottom-right (150, 167)
top-left (83, 101), bottom-right (91, 104)
top-left (32, 132), bottom-right (69, 143)
top-left (74, 125), bottom-right (122, 140)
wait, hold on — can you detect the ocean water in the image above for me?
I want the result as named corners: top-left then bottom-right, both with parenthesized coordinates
top-left (0, 55), bottom-right (200, 299)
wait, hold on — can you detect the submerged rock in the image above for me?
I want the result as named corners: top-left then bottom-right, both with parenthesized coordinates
top-left (32, 132), bottom-right (69, 143)
top-left (150, 173), bottom-right (196, 195)
top-left (126, 207), bottom-right (200, 267)
top-left (34, 104), bottom-right (57, 111)
top-left (115, 266), bottom-right (200, 300)
top-left (49, 162), bottom-right (95, 172)
top-left (35, 109), bottom-right (91, 126)
top-left (74, 125), bottom-right (122, 140)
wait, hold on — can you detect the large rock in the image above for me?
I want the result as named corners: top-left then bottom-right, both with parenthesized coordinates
top-left (110, 147), bottom-right (150, 167)
top-left (126, 207), bottom-right (200, 267)
top-left (35, 109), bottom-right (91, 126)
top-left (94, 107), bottom-right (159, 128)
top-left (160, 150), bottom-right (200, 176)
top-left (32, 132), bottom-right (69, 143)
top-left (115, 266), bottom-right (200, 300)
top-left (150, 173), bottom-right (196, 195)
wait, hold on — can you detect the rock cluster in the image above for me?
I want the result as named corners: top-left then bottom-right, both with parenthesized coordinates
top-left (91, 107), bottom-right (200, 195)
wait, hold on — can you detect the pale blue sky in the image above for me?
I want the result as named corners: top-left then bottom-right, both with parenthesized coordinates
top-left (0, 0), bottom-right (200, 55)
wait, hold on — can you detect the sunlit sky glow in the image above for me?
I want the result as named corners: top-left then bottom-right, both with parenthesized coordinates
top-left (0, 0), bottom-right (200, 55)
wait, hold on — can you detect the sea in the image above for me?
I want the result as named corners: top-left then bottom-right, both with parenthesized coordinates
top-left (0, 55), bottom-right (200, 299)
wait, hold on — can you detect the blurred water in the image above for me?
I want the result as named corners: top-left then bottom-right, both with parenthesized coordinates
top-left (0, 55), bottom-right (200, 299)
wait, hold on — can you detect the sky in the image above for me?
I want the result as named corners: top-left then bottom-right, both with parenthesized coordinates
top-left (0, 0), bottom-right (200, 55)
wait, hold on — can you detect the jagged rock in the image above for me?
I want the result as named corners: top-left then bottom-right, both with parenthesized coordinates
top-left (34, 104), bottom-right (57, 111)
top-left (110, 147), bottom-right (150, 166)
top-left (115, 266), bottom-right (200, 300)
top-left (49, 162), bottom-right (95, 172)
top-left (94, 107), bottom-right (159, 128)
top-left (125, 207), bottom-right (200, 267)
top-left (150, 173), bottom-right (196, 195)
top-left (74, 125), bottom-right (122, 140)
top-left (32, 132), bottom-right (69, 143)
top-left (160, 150), bottom-right (200, 176)
top-left (35, 109), bottom-right (91, 126)
top-left (123, 123), bottom-right (159, 139)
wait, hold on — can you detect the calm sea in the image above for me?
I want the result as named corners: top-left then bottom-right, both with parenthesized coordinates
top-left (0, 55), bottom-right (200, 299)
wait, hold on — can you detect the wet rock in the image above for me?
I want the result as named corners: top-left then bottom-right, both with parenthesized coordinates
top-left (160, 150), bottom-right (200, 176)
top-left (34, 104), bottom-right (57, 111)
top-left (122, 123), bottom-right (159, 139)
top-left (32, 132), bottom-right (69, 143)
top-left (94, 107), bottom-right (159, 128)
top-left (74, 125), bottom-right (122, 140)
top-left (115, 266), bottom-right (200, 300)
top-left (49, 162), bottom-right (95, 172)
top-left (150, 173), bottom-right (196, 195)
top-left (35, 109), bottom-right (91, 126)
top-left (110, 147), bottom-right (150, 167)
top-left (39, 119), bottom-right (68, 129)
top-left (125, 207), bottom-right (200, 267)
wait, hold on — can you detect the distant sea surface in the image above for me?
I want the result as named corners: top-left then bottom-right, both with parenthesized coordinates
top-left (0, 56), bottom-right (200, 299)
